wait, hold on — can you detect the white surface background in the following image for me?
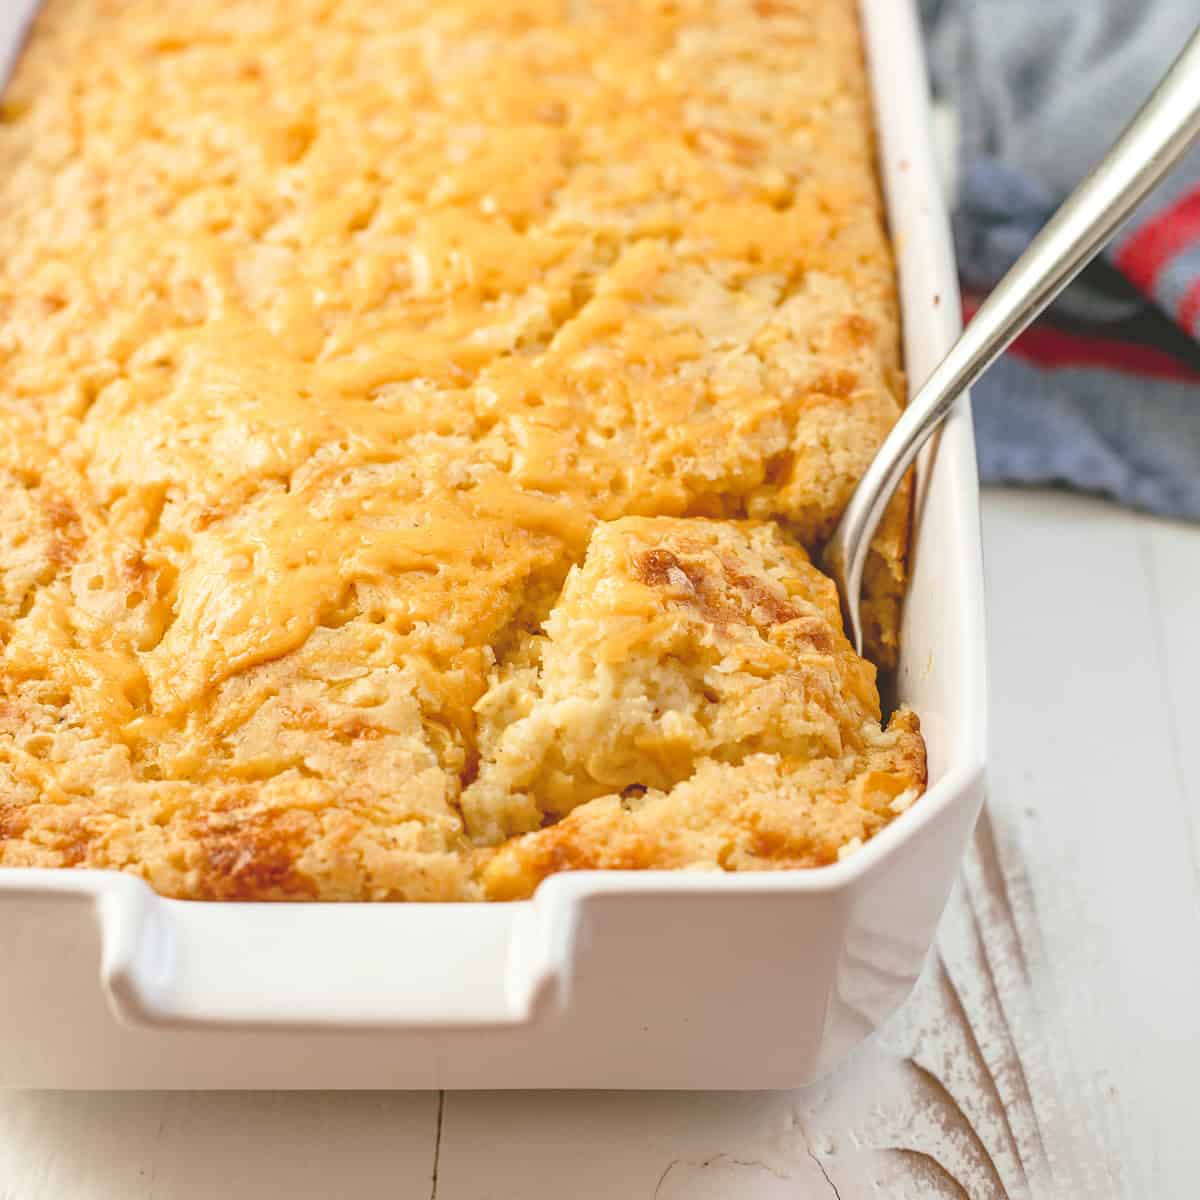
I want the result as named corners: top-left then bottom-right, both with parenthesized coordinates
top-left (2, 485), bottom-right (1198, 1198)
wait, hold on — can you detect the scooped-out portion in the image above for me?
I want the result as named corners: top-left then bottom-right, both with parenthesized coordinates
top-left (470, 519), bottom-right (924, 899)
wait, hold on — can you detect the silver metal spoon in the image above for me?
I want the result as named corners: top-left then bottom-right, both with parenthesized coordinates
top-left (827, 27), bottom-right (1200, 656)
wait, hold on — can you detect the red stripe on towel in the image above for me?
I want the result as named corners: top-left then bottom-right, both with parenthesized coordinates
top-left (1114, 185), bottom-right (1200, 293)
top-left (962, 298), bottom-right (1200, 382)
top-left (1178, 275), bottom-right (1200, 337)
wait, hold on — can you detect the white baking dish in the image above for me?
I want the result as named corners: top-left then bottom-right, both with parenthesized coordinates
top-left (0, 0), bottom-right (985, 1088)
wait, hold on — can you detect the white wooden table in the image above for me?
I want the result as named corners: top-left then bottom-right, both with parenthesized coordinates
top-left (2, 487), bottom-right (1197, 1200)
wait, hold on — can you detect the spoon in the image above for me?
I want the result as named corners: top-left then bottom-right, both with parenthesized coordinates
top-left (826, 27), bottom-right (1200, 656)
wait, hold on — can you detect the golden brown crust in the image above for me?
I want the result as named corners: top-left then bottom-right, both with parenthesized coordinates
top-left (482, 713), bottom-right (927, 900)
top-left (0, 0), bottom-right (919, 900)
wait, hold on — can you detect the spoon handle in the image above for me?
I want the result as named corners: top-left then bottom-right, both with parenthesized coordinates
top-left (831, 26), bottom-right (1200, 651)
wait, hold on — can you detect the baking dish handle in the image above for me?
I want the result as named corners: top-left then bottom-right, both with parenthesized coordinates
top-left (0, 870), bottom-right (567, 1030)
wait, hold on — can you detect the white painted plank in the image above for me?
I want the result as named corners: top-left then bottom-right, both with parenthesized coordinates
top-left (1141, 514), bottom-right (1200, 912)
top-left (979, 488), bottom-right (1200, 1196)
top-left (0, 1092), bottom-right (439, 1200)
top-left (435, 1091), bottom-right (830, 1200)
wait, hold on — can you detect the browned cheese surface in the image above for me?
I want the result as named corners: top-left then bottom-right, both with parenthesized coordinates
top-left (0, 0), bottom-right (922, 900)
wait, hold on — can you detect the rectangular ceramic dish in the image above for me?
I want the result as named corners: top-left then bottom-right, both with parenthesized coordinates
top-left (0, 0), bottom-right (986, 1089)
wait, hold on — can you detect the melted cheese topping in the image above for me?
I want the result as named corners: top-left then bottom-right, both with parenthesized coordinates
top-left (0, 0), bottom-right (921, 900)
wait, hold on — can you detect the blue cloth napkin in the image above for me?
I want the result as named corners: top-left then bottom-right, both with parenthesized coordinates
top-left (918, 0), bottom-right (1200, 519)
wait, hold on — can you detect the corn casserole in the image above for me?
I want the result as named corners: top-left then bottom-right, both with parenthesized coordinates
top-left (0, 0), bottom-right (925, 900)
